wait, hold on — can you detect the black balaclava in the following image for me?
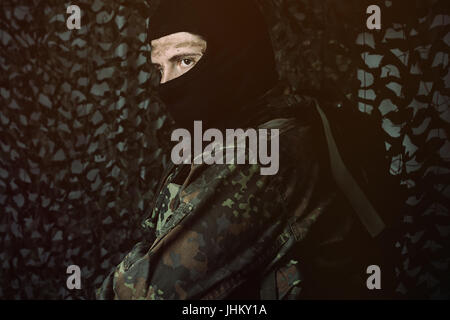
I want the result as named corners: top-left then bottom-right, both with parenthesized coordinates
top-left (148, 0), bottom-right (279, 131)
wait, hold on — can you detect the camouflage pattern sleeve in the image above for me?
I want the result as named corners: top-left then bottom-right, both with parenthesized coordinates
top-left (96, 118), bottom-right (327, 299)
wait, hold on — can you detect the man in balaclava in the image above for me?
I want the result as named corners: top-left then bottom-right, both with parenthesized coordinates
top-left (146, 0), bottom-right (279, 132)
top-left (96, 0), bottom-right (399, 300)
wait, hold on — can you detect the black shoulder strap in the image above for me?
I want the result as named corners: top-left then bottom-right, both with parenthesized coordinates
top-left (313, 100), bottom-right (386, 238)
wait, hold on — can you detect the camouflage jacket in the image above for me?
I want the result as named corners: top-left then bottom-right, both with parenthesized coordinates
top-left (96, 95), bottom-right (388, 300)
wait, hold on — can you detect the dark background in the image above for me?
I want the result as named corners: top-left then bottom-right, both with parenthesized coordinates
top-left (0, 0), bottom-right (448, 299)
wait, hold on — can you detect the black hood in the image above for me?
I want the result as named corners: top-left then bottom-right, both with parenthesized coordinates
top-left (148, 0), bottom-right (279, 130)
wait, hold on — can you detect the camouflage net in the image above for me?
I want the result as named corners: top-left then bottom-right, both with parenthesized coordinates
top-left (0, 0), bottom-right (448, 299)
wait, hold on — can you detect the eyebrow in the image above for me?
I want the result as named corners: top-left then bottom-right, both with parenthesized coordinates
top-left (168, 52), bottom-right (203, 62)
top-left (175, 41), bottom-right (206, 49)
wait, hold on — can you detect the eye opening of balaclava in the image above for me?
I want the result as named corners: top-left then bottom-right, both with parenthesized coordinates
top-left (148, 0), bottom-right (279, 131)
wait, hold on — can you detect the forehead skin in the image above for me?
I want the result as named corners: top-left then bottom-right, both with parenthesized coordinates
top-left (151, 32), bottom-right (207, 63)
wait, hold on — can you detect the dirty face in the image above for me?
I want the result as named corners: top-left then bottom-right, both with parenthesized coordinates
top-left (151, 32), bottom-right (207, 84)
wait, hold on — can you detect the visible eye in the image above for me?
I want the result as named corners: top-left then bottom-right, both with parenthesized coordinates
top-left (180, 58), bottom-right (194, 68)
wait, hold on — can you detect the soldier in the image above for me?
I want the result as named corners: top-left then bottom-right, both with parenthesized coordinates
top-left (97, 0), bottom-right (401, 300)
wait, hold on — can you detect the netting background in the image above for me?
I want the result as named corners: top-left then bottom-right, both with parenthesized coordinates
top-left (0, 0), bottom-right (448, 299)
